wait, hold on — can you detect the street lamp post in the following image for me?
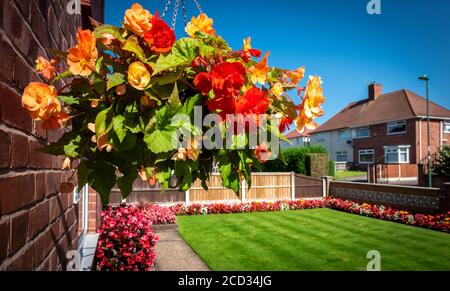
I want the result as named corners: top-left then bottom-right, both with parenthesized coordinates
top-left (418, 75), bottom-right (432, 188)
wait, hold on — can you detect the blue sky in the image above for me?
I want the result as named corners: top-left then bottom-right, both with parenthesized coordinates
top-left (105, 0), bottom-right (450, 125)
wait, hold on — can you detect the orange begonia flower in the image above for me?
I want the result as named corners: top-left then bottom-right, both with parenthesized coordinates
top-left (285, 67), bottom-right (305, 84)
top-left (128, 62), bottom-right (151, 90)
top-left (185, 13), bottom-right (216, 37)
top-left (249, 52), bottom-right (270, 85)
top-left (67, 29), bottom-right (98, 77)
top-left (296, 76), bottom-right (325, 133)
top-left (124, 3), bottom-right (153, 37)
top-left (21, 82), bottom-right (61, 121)
top-left (41, 111), bottom-right (69, 130)
top-left (62, 157), bottom-right (71, 170)
top-left (35, 56), bottom-right (57, 81)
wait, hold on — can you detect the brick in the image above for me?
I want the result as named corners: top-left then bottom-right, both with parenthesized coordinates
top-left (0, 174), bottom-right (35, 215)
top-left (0, 33), bottom-right (16, 82)
top-left (0, 129), bottom-right (11, 168)
top-left (30, 1), bottom-right (50, 50)
top-left (49, 195), bottom-right (63, 222)
top-left (10, 211), bottom-right (28, 255)
top-left (29, 141), bottom-right (51, 169)
top-left (64, 206), bottom-right (76, 228)
top-left (0, 219), bottom-right (10, 261)
top-left (10, 134), bottom-right (29, 168)
top-left (6, 246), bottom-right (33, 271)
top-left (28, 200), bottom-right (50, 239)
top-left (35, 173), bottom-right (46, 201)
top-left (0, 83), bottom-right (33, 132)
top-left (33, 122), bottom-right (47, 140)
top-left (13, 53), bottom-right (40, 90)
top-left (33, 228), bottom-right (53, 267)
top-left (45, 172), bottom-right (62, 196)
top-left (13, 0), bottom-right (31, 19)
top-left (50, 216), bottom-right (63, 241)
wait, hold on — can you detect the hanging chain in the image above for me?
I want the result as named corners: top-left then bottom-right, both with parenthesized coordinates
top-left (193, 0), bottom-right (204, 14)
top-left (182, 0), bottom-right (187, 28)
top-left (171, 0), bottom-right (180, 29)
top-left (161, 0), bottom-right (172, 18)
top-left (162, 0), bottom-right (206, 30)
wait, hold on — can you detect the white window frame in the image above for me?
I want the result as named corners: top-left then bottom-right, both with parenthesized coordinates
top-left (384, 145), bottom-right (410, 164)
top-left (336, 151), bottom-right (348, 162)
top-left (354, 127), bottom-right (370, 139)
top-left (359, 149), bottom-right (375, 164)
top-left (444, 122), bottom-right (450, 133)
top-left (387, 120), bottom-right (407, 135)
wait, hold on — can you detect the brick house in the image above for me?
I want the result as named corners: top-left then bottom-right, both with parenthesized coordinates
top-left (310, 83), bottom-right (450, 182)
top-left (0, 0), bottom-right (104, 271)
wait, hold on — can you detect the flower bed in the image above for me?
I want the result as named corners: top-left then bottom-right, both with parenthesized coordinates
top-left (171, 199), bottom-right (326, 216)
top-left (325, 198), bottom-right (450, 233)
top-left (142, 204), bottom-right (177, 225)
top-left (96, 205), bottom-right (159, 271)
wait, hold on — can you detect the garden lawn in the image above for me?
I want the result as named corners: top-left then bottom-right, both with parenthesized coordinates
top-left (177, 208), bottom-right (450, 271)
top-left (335, 170), bottom-right (367, 180)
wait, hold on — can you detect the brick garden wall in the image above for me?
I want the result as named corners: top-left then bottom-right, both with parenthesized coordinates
top-left (0, 0), bottom-right (103, 271)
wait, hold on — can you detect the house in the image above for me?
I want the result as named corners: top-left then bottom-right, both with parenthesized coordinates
top-left (282, 129), bottom-right (312, 148)
top-left (310, 83), bottom-right (450, 182)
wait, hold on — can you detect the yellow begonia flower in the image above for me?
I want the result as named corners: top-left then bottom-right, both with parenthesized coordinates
top-left (296, 76), bottom-right (325, 133)
top-left (185, 13), bottom-right (216, 37)
top-left (124, 3), bottom-right (153, 37)
top-left (128, 62), bottom-right (151, 90)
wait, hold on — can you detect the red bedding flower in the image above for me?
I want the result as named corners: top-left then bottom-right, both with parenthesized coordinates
top-left (144, 13), bottom-right (175, 53)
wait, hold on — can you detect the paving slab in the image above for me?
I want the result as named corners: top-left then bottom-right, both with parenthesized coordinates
top-left (153, 225), bottom-right (210, 271)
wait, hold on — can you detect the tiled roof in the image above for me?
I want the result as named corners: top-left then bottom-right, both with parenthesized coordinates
top-left (312, 89), bottom-right (450, 133)
top-left (285, 128), bottom-right (313, 139)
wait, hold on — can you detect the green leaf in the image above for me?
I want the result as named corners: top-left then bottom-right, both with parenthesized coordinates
top-left (149, 70), bottom-right (183, 86)
top-left (106, 73), bottom-right (125, 91)
top-left (93, 78), bottom-right (105, 95)
top-left (182, 94), bottom-right (202, 115)
top-left (77, 160), bottom-right (93, 190)
top-left (93, 25), bottom-right (126, 42)
top-left (157, 165), bottom-right (171, 190)
top-left (95, 107), bottom-right (114, 136)
top-left (152, 38), bottom-right (213, 76)
top-left (90, 162), bottom-right (117, 205)
top-left (113, 115), bottom-right (127, 143)
top-left (38, 132), bottom-right (82, 159)
top-left (168, 83), bottom-right (182, 112)
top-left (117, 169), bottom-right (138, 198)
top-left (144, 128), bottom-right (177, 154)
top-left (52, 70), bottom-right (73, 84)
top-left (122, 36), bottom-right (147, 62)
top-left (58, 95), bottom-right (80, 106)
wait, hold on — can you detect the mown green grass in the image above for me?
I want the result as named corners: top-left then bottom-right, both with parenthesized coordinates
top-left (335, 171), bottom-right (367, 180)
top-left (177, 209), bottom-right (450, 271)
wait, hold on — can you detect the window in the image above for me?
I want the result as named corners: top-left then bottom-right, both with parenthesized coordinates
top-left (384, 146), bottom-right (410, 164)
top-left (355, 127), bottom-right (370, 139)
top-left (444, 122), bottom-right (450, 133)
top-left (339, 130), bottom-right (352, 141)
top-left (336, 151), bottom-right (348, 162)
top-left (387, 120), bottom-right (407, 135)
top-left (359, 149), bottom-right (374, 164)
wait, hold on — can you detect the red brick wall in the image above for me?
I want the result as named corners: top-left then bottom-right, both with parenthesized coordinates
top-left (0, 0), bottom-right (103, 271)
top-left (415, 120), bottom-right (449, 164)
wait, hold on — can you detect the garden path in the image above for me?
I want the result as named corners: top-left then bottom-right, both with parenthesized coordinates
top-left (153, 225), bottom-right (210, 271)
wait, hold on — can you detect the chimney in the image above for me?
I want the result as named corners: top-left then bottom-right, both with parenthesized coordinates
top-left (368, 83), bottom-right (382, 101)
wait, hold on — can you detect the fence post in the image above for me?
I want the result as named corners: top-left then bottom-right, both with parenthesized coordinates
top-left (291, 172), bottom-right (296, 200)
top-left (241, 179), bottom-right (247, 203)
top-left (185, 189), bottom-right (190, 205)
top-left (322, 176), bottom-right (332, 197)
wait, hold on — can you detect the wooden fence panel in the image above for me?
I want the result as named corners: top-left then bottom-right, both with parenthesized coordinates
top-left (190, 175), bottom-right (240, 202)
top-left (295, 174), bottom-right (323, 199)
top-left (246, 173), bottom-right (292, 200)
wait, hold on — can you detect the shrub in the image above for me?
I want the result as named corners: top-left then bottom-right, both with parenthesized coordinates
top-left (260, 145), bottom-right (327, 174)
top-left (96, 205), bottom-right (159, 271)
top-left (141, 204), bottom-right (177, 225)
top-left (328, 160), bottom-right (336, 177)
top-left (434, 146), bottom-right (450, 176)
top-left (305, 153), bottom-right (329, 177)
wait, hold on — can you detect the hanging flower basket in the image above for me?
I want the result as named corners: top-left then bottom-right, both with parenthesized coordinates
top-left (21, 3), bottom-right (325, 204)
